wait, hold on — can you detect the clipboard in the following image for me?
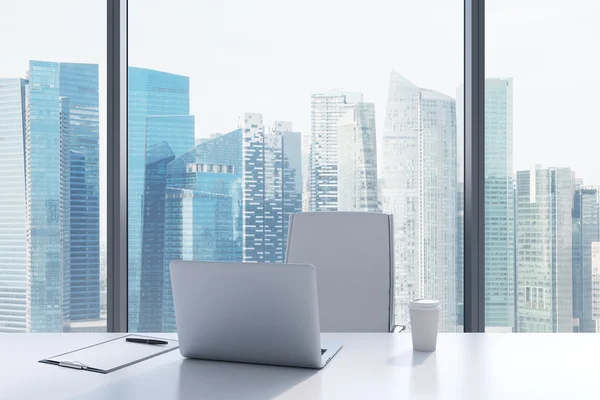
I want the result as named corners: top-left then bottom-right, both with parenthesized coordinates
top-left (39, 334), bottom-right (179, 374)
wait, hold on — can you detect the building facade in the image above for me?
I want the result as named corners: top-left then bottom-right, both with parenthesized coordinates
top-left (572, 186), bottom-right (599, 333)
top-left (242, 114), bottom-right (302, 262)
top-left (162, 130), bottom-right (243, 331)
top-left (516, 167), bottom-right (573, 332)
top-left (591, 242), bottom-right (600, 332)
top-left (25, 61), bottom-right (100, 332)
top-left (128, 67), bottom-right (194, 331)
top-left (309, 90), bottom-right (362, 212)
top-left (0, 78), bottom-right (28, 333)
top-left (381, 70), bottom-right (457, 332)
top-left (484, 78), bottom-right (515, 332)
top-left (337, 102), bottom-right (379, 212)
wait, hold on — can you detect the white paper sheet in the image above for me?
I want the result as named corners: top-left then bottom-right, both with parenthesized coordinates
top-left (41, 334), bottom-right (179, 373)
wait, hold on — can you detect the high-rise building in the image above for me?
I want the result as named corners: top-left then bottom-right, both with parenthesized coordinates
top-left (309, 90), bottom-right (363, 212)
top-left (516, 167), bottom-right (573, 332)
top-left (25, 61), bottom-right (100, 332)
top-left (128, 67), bottom-right (194, 331)
top-left (137, 142), bottom-right (176, 332)
top-left (267, 121), bottom-right (302, 261)
top-left (337, 103), bottom-right (379, 212)
top-left (242, 114), bottom-right (302, 262)
top-left (483, 78), bottom-right (515, 332)
top-left (572, 186), bottom-right (599, 333)
top-left (381, 70), bottom-right (457, 332)
top-left (591, 242), bottom-right (600, 332)
top-left (0, 78), bottom-right (28, 333)
top-left (162, 130), bottom-right (244, 331)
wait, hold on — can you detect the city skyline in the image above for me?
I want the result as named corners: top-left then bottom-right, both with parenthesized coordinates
top-left (3, 57), bottom-right (600, 334)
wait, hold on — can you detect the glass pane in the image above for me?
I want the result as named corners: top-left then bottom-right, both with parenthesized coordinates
top-left (129, 0), bottom-right (463, 332)
top-left (0, 1), bottom-right (106, 332)
top-left (486, 1), bottom-right (599, 332)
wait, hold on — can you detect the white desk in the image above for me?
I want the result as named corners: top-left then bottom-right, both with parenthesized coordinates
top-left (1, 333), bottom-right (596, 399)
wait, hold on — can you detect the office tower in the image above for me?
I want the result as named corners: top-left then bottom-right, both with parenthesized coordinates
top-left (572, 186), bottom-right (599, 333)
top-left (243, 115), bottom-right (302, 262)
top-left (242, 114), bottom-right (266, 261)
top-left (516, 167), bottom-right (573, 332)
top-left (337, 103), bottom-right (379, 212)
top-left (0, 78), bottom-right (28, 333)
top-left (137, 142), bottom-right (176, 332)
top-left (162, 130), bottom-right (244, 331)
top-left (381, 70), bottom-right (457, 332)
top-left (483, 78), bottom-right (515, 332)
top-left (268, 121), bottom-right (302, 260)
top-left (128, 67), bottom-right (194, 331)
top-left (591, 242), bottom-right (600, 332)
top-left (309, 90), bottom-right (363, 212)
top-left (24, 61), bottom-right (100, 332)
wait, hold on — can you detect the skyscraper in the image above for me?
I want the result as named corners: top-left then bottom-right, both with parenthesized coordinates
top-left (25, 61), bottom-right (100, 332)
top-left (0, 78), bottom-right (28, 333)
top-left (591, 242), bottom-right (600, 332)
top-left (337, 102), bottom-right (379, 212)
top-left (483, 78), bottom-right (515, 332)
top-left (572, 186), bottom-right (599, 333)
top-left (267, 121), bottom-right (302, 261)
top-left (381, 70), bottom-right (457, 332)
top-left (128, 67), bottom-right (194, 331)
top-left (162, 130), bottom-right (243, 331)
top-left (243, 114), bottom-right (302, 262)
top-left (516, 167), bottom-right (573, 332)
top-left (309, 90), bottom-right (363, 212)
top-left (137, 142), bottom-right (176, 332)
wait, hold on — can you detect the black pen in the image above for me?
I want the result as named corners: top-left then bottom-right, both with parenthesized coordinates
top-left (126, 338), bottom-right (168, 345)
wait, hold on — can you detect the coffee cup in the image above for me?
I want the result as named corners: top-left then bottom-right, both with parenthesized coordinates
top-left (409, 299), bottom-right (440, 352)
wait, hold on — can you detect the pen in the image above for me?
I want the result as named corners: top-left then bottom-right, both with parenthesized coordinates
top-left (126, 338), bottom-right (168, 345)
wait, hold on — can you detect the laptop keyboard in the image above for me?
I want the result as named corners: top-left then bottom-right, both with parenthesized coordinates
top-left (321, 349), bottom-right (326, 355)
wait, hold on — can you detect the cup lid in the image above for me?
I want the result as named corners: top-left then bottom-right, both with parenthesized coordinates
top-left (409, 299), bottom-right (440, 310)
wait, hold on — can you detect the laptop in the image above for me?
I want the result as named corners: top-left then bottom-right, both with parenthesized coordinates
top-left (170, 260), bottom-right (342, 369)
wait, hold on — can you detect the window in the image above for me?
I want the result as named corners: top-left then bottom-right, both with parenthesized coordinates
top-left (486, 0), bottom-right (600, 333)
top-left (0, 1), bottom-right (106, 332)
top-left (129, 0), bottom-right (463, 332)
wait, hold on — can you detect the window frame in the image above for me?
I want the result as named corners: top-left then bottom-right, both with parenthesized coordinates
top-left (105, 0), bottom-right (486, 333)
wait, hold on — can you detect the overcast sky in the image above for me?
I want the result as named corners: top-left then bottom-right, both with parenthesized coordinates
top-left (3, 0), bottom-right (600, 238)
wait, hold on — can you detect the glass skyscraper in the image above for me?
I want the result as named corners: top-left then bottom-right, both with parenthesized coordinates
top-left (162, 130), bottom-right (244, 331)
top-left (382, 70), bottom-right (457, 332)
top-left (516, 167), bottom-right (573, 332)
top-left (128, 67), bottom-right (194, 331)
top-left (26, 61), bottom-right (100, 332)
top-left (572, 186), bottom-right (599, 333)
top-left (591, 243), bottom-right (600, 332)
top-left (309, 90), bottom-right (363, 212)
top-left (484, 78), bottom-right (515, 332)
top-left (137, 142), bottom-right (176, 332)
top-left (337, 102), bottom-right (379, 212)
top-left (0, 78), bottom-right (28, 333)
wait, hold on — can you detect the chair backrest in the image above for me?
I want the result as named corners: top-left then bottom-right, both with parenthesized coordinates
top-left (285, 212), bottom-right (394, 332)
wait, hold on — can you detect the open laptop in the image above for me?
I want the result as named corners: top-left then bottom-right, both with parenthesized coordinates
top-left (170, 260), bottom-right (342, 369)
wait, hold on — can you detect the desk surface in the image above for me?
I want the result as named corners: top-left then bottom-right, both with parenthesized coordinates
top-left (1, 332), bottom-right (595, 399)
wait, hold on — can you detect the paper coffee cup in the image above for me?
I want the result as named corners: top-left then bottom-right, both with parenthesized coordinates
top-left (409, 299), bottom-right (440, 352)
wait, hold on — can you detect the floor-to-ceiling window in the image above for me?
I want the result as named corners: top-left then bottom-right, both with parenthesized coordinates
top-left (485, 0), bottom-right (600, 333)
top-left (128, 0), bottom-right (464, 332)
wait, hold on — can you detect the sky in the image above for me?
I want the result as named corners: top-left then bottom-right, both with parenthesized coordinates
top-left (3, 0), bottom-right (600, 240)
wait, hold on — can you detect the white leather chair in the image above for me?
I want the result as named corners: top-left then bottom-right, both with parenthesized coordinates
top-left (285, 212), bottom-right (401, 333)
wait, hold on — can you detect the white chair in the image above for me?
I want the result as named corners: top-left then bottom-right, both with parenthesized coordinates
top-left (285, 212), bottom-right (401, 333)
